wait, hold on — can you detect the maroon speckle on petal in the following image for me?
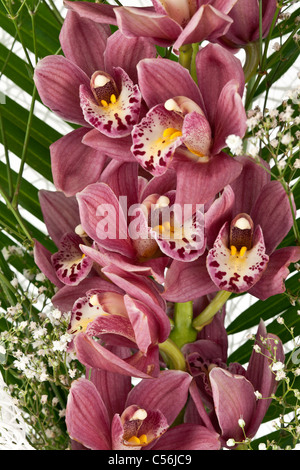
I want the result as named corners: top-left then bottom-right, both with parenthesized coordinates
top-left (215, 271), bottom-right (226, 279)
top-left (209, 261), bottom-right (220, 268)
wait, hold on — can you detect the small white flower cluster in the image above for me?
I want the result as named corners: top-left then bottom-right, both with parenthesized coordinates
top-left (0, 299), bottom-right (83, 449)
top-left (225, 134), bottom-right (244, 156)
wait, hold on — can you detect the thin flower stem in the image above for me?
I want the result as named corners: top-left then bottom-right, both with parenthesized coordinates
top-left (11, 84), bottom-right (37, 209)
top-left (0, 183), bottom-right (33, 242)
top-left (159, 338), bottom-right (186, 371)
top-left (192, 290), bottom-right (232, 331)
top-left (1, 0), bottom-right (34, 73)
top-left (0, 109), bottom-right (13, 198)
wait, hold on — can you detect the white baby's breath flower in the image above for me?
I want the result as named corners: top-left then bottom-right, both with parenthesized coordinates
top-left (225, 134), bottom-right (243, 155)
top-left (258, 443), bottom-right (267, 450)
top-left (294, 159), bottom-right (300, 169)
top-left (226, 439), bottom-right (236, 447)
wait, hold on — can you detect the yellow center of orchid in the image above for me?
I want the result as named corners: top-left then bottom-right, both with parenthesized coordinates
top-left (100, 93), bottom-right (117, 107)
top-left (126, 434), bottom-right (148, 446)
top-left (230, 245), bottom-right (247, 258)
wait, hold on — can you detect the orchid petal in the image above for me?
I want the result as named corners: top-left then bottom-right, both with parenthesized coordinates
top-left (87, 357), bottom-right (132, 421)
top-left (249, 246), bottom-right (300, 300)
top-left (114, 6), bottom-right (182, 47)
top-left (66, 377), bottom-right (111, 450)
top-left (104, 30), bottom-right (157, 84)
top-left (131, 104), bottom-right (184, 176)
top-left (210, 367), bottom-right (256, 442)
top-left (205, 185), bottom-right (235, 249)
top-left (229, 155), bottom-right (270, 216)
top-left (39, 190), bottom-right (80, 246)
top-left (82, 129), bottom-right (135, 162)
top-left (163, 256), bottom-right (217, 302)
top-left (153, 423), bottom-right (221, 450)
top-left (80, 67), bottom-right (141, 137)
top-left (173, 4), bottom-right (233, 51)
top-left (173, 150), bottom-right (243, 206)
top-left (59, 10), bottom-right (110, 77)
top-left (76, 182), bottom-right (135, 258)
top-left (34, 55), bottom-right (90, 126)
top-left (182, 111), bottom-right (212, 157)
top-left (64, 0), bottom-right (117, 25)
top-left (124, 295), bottom-right (159, 352)
top-left (52, 277), bottom-right (123, 313)
top-left (126, 370), bottom-right (193, 426)
top-left (137, 58), bottom-right (204, 110)
top-left (195, 43), bottom-right (244, 126)
top-left (207, 222), bottom-right (269, 293)
top-left (51, 233), bottom-right (93, 286)
top-left (246, 321), bottom-right (285, 438)
top-left (250, 180), bottom-right (295, 255)
top-left (102, 266), bottom-right (170, 343)
top-left (74, 333), bottom-right (151, 378)
top-left (33, 239), bottom-right (64, 288)
top-left (211, 79), bottom-right (247, 154)
top-left (50, 127), bottom-right (107, 197)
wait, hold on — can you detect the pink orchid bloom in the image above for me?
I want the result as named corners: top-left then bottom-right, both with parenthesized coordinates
top-left (216, 0), bottom-right (278, 50)
top-left (34, 10), bottom-right (156, 196)
top-left (64, 263), bottom-right (171, 379)
top-left (66, 368), bottom-right (221, 450)
top-left (163, 155), bottom-right (300, 302)
top-left (64, 0), bottom-right (238, 53)
top-left (185, 320), bottom-right (284, 447)
top-left (131, 43), bottom-right (247, 205)
top-left (76, 161), bottom-right (206, 275)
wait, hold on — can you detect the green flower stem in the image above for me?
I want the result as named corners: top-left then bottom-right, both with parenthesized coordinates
top-left (190, 43), bottom-right (199, 84)
top-left (179, 43), bottom-right (193, 70)
top-left (159, 338), bottom-right (186, 371)
top-left (192, 290), bottom-right (232, 331)
top-left (169, 301), bottom-right (197, 349)
top-left (243, 41), bottom-right (260, 83)
top-left (0, 183), bottom-right (33, 242)
top-left (12, 84), bottom-right (37, 210)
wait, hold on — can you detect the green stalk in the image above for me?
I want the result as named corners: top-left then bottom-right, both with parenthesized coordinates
top-left (0, 183), bottom-right (33, 242)
top-left (179, 43), bottom-right (193, 70)
top-left (159, 338), bottom-right (186, 371)
top-left (243, 41), bottom-right (260, 83)
top-left (11, 84), bottom-right (37, 209)
top-left (192, 290), bottom-right (232, 331)
top-left (169, 301), bottom-right (197, 349)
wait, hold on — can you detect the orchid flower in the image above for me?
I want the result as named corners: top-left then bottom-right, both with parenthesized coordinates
top-left (34, 10), bottom-right (156, 196)
top-left (216, 0), bottom-right (278, 50)
top-left (66, 368), bottom-right (221, 450)
top-left (64, 0), bottom-right (238, 53)
top-left (131, 43), bottom-right (247, 205)
top-left (185, 320), bottom-right (285, 447)
top-left (163, 155), bottom-right (300, 302)
top-left (76, 161), bottom-right (206, 276)
top-left (64, 262), bottom-right (171, 379)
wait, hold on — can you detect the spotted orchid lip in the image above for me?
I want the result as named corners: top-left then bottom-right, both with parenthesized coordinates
top-left (80, 67), bottom-right (141, 138)
top-left (206, 221), bottom-right (269, 293)
top-left (149, 203), bottom-right (206, 262)
top-left (51, 232), bottom-right (93, 286)
top-left (131, 103), bottom-right (184, 176)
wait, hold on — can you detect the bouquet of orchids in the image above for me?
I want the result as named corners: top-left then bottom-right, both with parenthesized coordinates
top-left (0, 0), bottom-right (299, 452)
